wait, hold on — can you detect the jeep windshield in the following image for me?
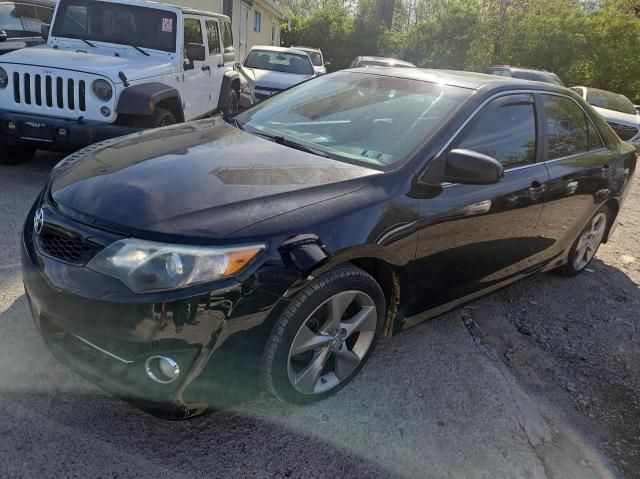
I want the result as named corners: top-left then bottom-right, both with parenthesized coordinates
top-left (235, 71), bottom-right (471, 170)
top-left (51, 0), bottom-right (177, 53)
top-left (244, 50), bottom-right (315, 75)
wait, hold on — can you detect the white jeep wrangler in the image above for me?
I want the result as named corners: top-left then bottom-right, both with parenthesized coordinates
top-left (0, 0), bottom-right (240, 164)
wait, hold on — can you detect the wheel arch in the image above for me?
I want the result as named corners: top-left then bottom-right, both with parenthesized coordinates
top-left (218, 70), bottom-right (240, 110)
top-left (600, 197), bottom-right (620, 243)
top-left (116, 83), bottom-right (185, 122)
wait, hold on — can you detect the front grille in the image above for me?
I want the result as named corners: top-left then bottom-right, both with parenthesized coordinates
top-left (13, 72), bottom-right (86, 112)
top-left (37, 228), bottom-right (102, 265)
top-left (607, 121), bottom-right (639, 141)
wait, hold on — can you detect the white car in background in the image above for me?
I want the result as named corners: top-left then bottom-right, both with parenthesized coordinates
top-left (572, 86), bottom-right (640, 148)
top-left (238, 46), bottom-right (316, 108)
top-left (291, 45), bottom-right (327, 75)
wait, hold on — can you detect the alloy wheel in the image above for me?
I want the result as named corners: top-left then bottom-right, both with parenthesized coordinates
top-left (573, 212), bottom-right (607, 271)
top-left (287, 290), bottom-right (377, 395)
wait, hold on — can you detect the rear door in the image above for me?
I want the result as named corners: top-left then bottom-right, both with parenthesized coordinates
top-left (409, 93), bottom-right (550, 315)
top-left (204, 18), bottom-right (223, 108)
top-left (533, 92), bottom-right (616, 264)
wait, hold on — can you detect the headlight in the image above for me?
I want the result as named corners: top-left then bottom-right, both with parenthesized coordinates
top-left (0, 67), bottom-right (8, 89)
top-left (87, 238), bottom-right (265, 293)
top-left (92, 79), bottom-right (113, 101)
top-left (240, 80), bottom-right (252, 96)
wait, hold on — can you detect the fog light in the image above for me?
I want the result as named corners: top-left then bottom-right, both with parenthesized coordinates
top-left (57, 127), bottom-right (68, 137)
top-left (100, 106), bottom-right (111, 117)
top-left (145, 355), bottom-right (180, 384)
top-left (7, 120), bottom-right (17, 131)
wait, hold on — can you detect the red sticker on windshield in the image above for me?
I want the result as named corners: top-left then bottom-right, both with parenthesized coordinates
top-left (162, 18), bottom-right (173, 33)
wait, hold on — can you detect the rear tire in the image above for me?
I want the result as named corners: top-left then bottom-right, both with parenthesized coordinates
top-left (261, 265), bottom-right (385, 404)
top-left (557, 205), bottom-right (610, 277)
top-left (0, 144), bottom-right (36, 165)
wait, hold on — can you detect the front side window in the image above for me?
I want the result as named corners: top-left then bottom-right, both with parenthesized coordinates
top-left (52, 0), bottom-right (177, 52)
top-left (543, 95), bottom-right (589, 160)
top-left (235, 72), bottom-right (472, 169)
top-left (244, 50), bottom-right (314, 75)
top-left (0, 2), bottom-right (53, 38)
top-left (457, 97), bottom-right (537, 168)
top-left (205, 20), bottom-right (220, 54)
top-left (183, 18), bottom-right (203, 46)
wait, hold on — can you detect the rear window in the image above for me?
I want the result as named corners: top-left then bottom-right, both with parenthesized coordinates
top-left (244, 50), bottom-right (314, 75)
top-left (512, 70), bottom-right (563, 86)
top-left (586, 89), bottom-right (637, 116)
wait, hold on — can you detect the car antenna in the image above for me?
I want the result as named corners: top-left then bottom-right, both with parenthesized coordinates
top-left (118, 71), bottom-right (129, 87)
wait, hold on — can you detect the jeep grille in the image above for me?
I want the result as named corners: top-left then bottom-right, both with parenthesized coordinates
top-left (13, 72), bottom-right (86, 112)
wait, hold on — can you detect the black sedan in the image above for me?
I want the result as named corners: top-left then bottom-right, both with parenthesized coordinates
top-left (22, 68), bottom-right (637, 418)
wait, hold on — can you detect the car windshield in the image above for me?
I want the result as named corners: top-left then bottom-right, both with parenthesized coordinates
top-left (586, 89), bottom-right (637, 116)
top-left (51, 0), bottom-right (177, 52)
top-left (0, 2), bottom-right (52, 38)
top-left (244, 50), bottom-right (315, 75)
top-left (235, 71), bottom-right (471, 169)
top-left (512, 70), bottom-right (564, 86)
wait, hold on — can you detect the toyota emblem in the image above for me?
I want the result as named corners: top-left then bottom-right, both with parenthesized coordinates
top-left (34, 208), bottom-right (44, 235)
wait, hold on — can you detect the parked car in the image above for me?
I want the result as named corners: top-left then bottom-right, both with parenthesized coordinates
top-left (238, 45), bottom-right (316, 108)
top-left (0, 0), bottom-right (55, 55)
top-left (349, 56), bottom-right (416, 68)
top-left (22, 69), bottom-right (636, 418)
top-left (572, 86), bottom-right (640, 148)
top-left (291, 45), bottom-right (327, 75)
top-left (489, 65), bottom-right (564, 86)
top-left (635, 105), bottom-right (640, 114)
top-left (0, 0), bottom-right (239, 165)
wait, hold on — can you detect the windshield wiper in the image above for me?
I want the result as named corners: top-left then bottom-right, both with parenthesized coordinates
top-left (130, 45), bottom-right (149, 56)
top-left (253, 132), bottom-right (333, 159)
top-left (81, 38), bottom-right (96, 48)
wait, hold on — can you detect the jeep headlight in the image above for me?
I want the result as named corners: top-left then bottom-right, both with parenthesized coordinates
top-left (87, 238), bottom-right (265, 293)
top-left (0, 67), bottom-right (8, 89)
top-left (92, 79), bottom-right (113, 101)
top-left (240, 80), bottom-right (252, 96)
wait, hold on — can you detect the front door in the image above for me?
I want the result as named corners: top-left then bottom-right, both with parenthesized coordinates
top-left (409, 93), bottom-right (550, 315)
top-left (182, 16), bottom-right (209, 119)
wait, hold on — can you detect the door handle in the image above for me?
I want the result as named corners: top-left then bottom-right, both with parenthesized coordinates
top-left (528, 181), bottom-right (546, 195)
top-left (202, 65), bottom-right (211, 72)
top-left (217, 63), bottom-right (224, 68)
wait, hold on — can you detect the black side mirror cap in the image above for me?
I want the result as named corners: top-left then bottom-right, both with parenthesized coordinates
top-left (0, 30), bottom-right (7, 42)
top-left (41, 24), bottom-right (50, 41)
top-left (443, 149), bottom-right (504, 185)
top-left (186, 43), bottom-right (205, 62)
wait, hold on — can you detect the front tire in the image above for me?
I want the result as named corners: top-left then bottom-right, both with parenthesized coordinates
top-left (222, 88), bottom-right (239, 117)
top-left (557, 205), bottom-right (610, 276)
top-left (0, 144), bottom-right (36, 165)
top-left (261, 265), bottom-right (385, 404)
top-left (146, 107), bottom-right (177, 128)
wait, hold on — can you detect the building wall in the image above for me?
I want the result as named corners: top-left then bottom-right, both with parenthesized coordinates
top-left (169, 0), bottom-right (282, 62)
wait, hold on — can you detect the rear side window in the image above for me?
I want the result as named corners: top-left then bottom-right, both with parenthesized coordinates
top-left (221, 21), bottom-right (233, 49)
top-left (542, 95), bottom-right (589, 159)
top-left (456, 98), bottom-right (537, 168)
top-left (588, 121), bottom-right (605, 150)
top-left (205, 20), bottom-right (220, 54)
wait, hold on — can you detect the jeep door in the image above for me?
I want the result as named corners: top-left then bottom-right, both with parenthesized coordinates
top-left (408, 93), bottom-right (550, 316)
top-left (182, 15), bottom-right (210, 119)
top-left (204, 19), bottom-right (224, 108)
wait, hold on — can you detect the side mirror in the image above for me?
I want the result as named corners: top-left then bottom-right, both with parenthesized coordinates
top-left (41, 24), bottom-right (50, 41)
top-left (0, 30), bottom-right (7, 42)
top-left (186, 43), bottom-right (205, 62)
top-left (325, 61), bottom-right (331, 66)
top-left (443, 149), bottom-right (504, 185)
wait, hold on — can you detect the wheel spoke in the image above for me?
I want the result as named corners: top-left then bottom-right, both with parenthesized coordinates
top-left (341, 306), bottom-right (377, 338)
top-left (325, 292), bottom-right (358, 332)
top-left (334, 348), bottom-right (361, 381)
top-left (290, 325), bottom-right (334, 356)
top-left (293, 348), bottom-right (330, 394)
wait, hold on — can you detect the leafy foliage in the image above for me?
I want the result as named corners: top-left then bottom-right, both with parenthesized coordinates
top-left (280, 0), bottom-right (640, 102)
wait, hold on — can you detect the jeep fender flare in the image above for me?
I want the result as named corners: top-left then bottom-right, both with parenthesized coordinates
top-left (218, 71), bottom-right (240, 110)
top-left (116, 83), bottom-right (185, 122)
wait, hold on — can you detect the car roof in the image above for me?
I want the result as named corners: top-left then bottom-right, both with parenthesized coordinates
top-left (292, 46), bottom-right (321, 52)
top-left (359, 56), bottom-right (415, 66)
top-left (249, 45), bottom-right (311, 55)
top-left (348, 67), bottom-right (571, 93)
top-left (90, 0), bottom-right (230, 20)
top-left (0, 0), bottom-right (56, 6)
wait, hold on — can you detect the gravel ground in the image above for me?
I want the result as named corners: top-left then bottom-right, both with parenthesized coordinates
top-left (0, 153), bottom-right (637, 478)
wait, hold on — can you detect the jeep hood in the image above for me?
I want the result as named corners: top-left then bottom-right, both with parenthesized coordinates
top-left (240, 66), bottom-right (314, 90)
top-left (0, 45), bottom-right (174, 82)
top-left (49, 119), bottom-right (380, 239)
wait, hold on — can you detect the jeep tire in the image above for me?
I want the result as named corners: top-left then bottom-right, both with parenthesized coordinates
top-left (147, 108), bottom-right (177, 128)
top-left (222, 88), bottom-right (239, 116)
top-left (0, 144), bottom-right (37, 166)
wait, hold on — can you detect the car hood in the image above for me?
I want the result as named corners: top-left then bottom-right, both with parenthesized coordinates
top-left (240, 66), bottom-right (313, 89)
top-left (49, 119), bottom-right (380, 240)
top-left (592, 106), bottom-right (640, 127)
top-left (0, 44), bottom-right (174, 82)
